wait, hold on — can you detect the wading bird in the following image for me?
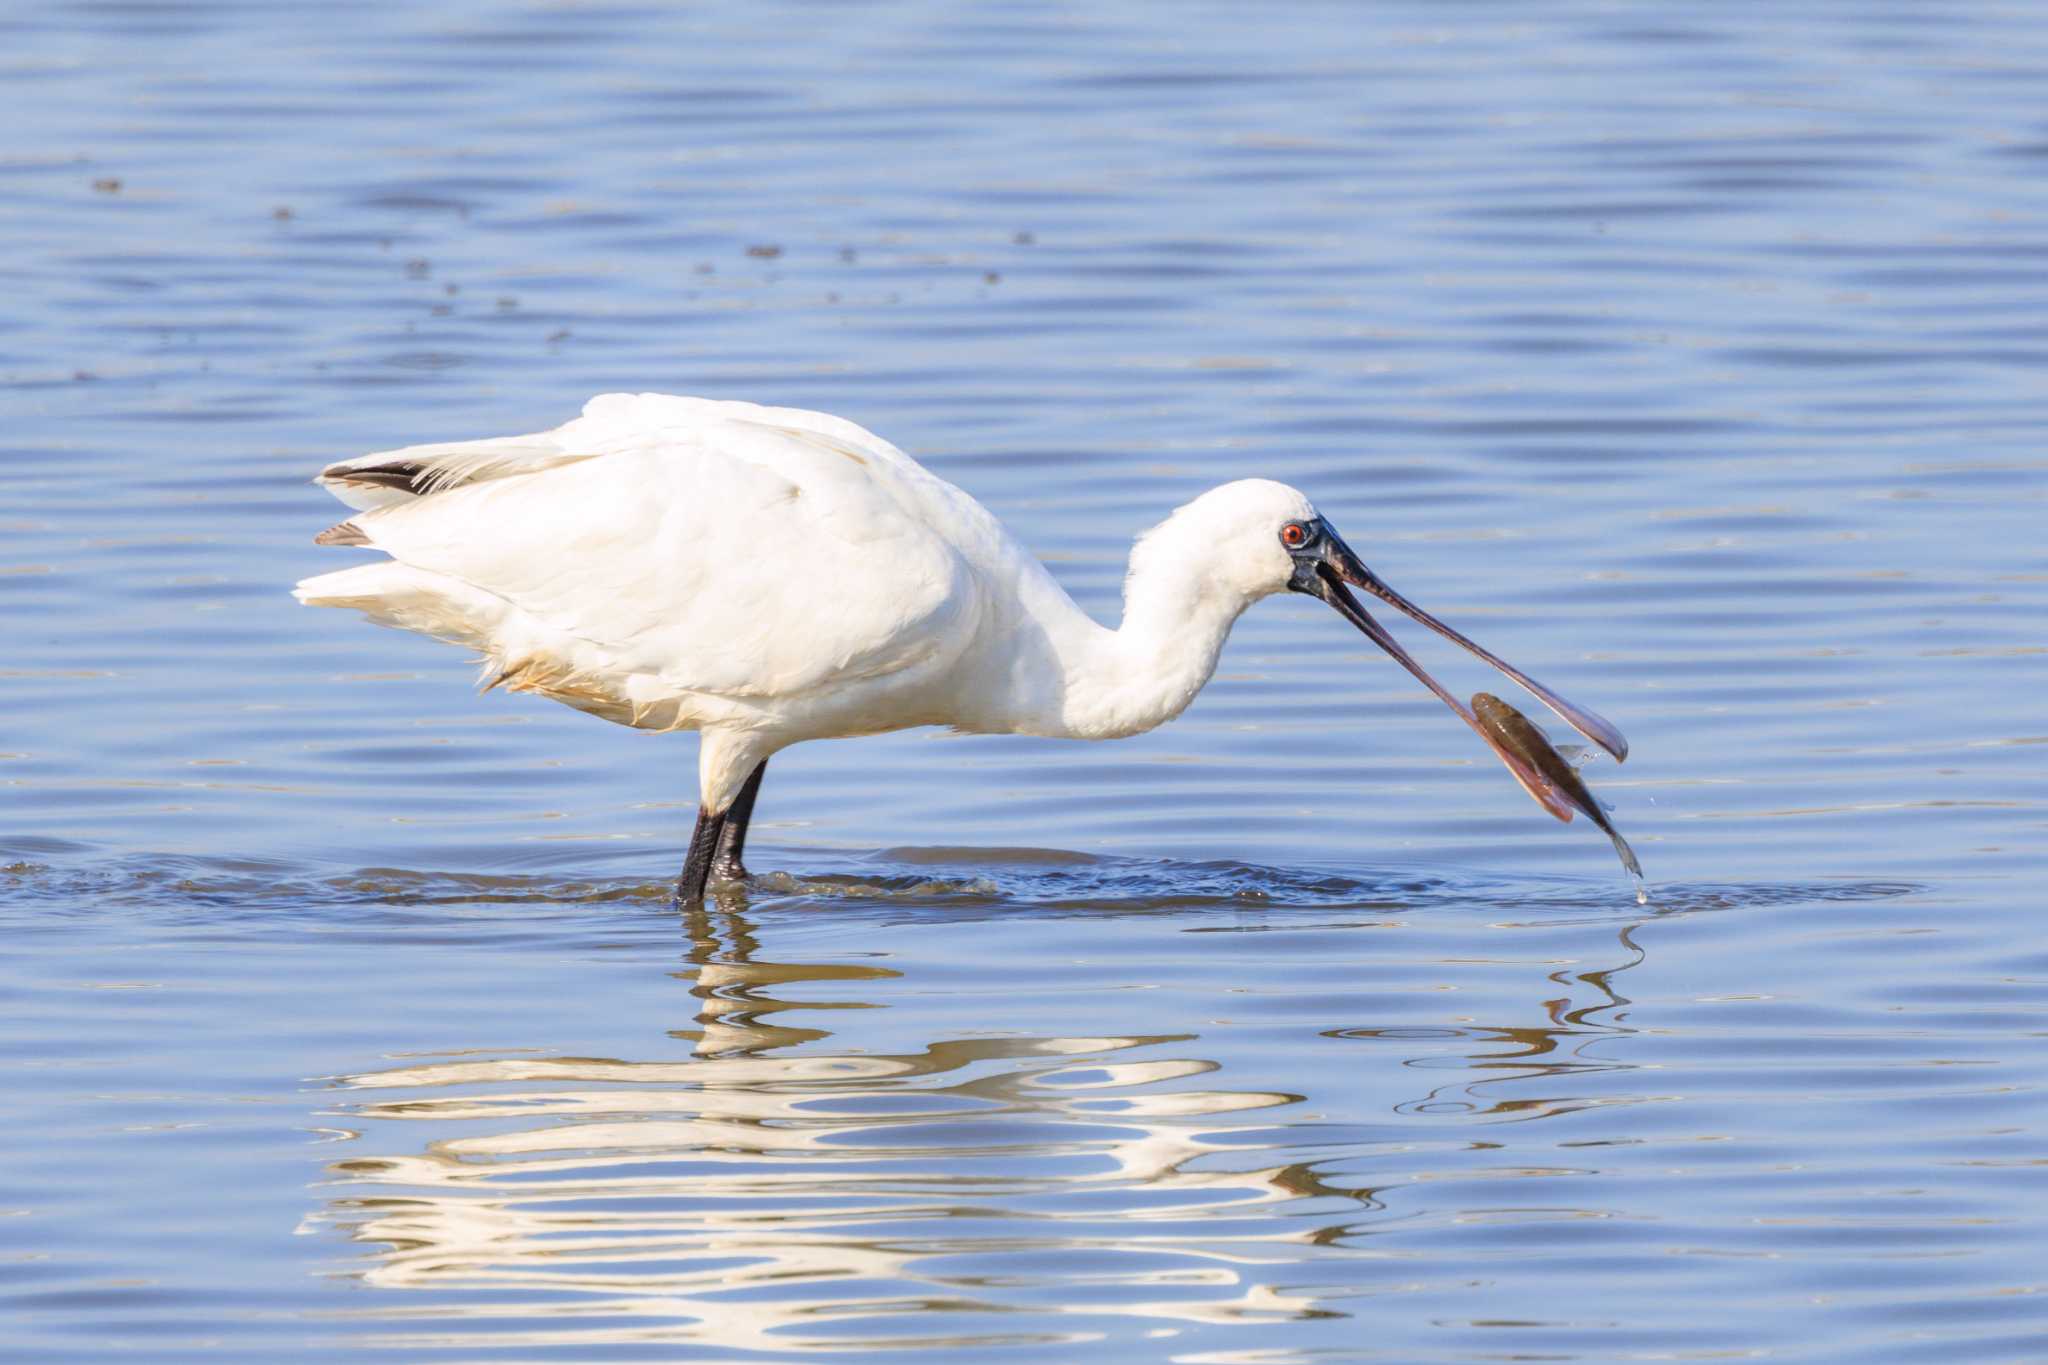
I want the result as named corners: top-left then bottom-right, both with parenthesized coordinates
top-left (297, 393), bottom-right (1625, 901)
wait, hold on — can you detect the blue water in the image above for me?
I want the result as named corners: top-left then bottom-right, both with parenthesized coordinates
top-left (3, 2), bottom-right (2046, 1360)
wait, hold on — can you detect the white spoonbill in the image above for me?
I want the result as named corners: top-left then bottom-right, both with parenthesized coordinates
top-left (296, 392), bottom-right (1625, 901)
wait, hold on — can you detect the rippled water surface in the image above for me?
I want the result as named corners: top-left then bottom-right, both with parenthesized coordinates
top-left (5, 2), bottom-right (2048, 1360)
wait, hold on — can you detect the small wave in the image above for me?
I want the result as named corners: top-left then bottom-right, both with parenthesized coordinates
top-left (0, 843), bottom-right (1920, 924)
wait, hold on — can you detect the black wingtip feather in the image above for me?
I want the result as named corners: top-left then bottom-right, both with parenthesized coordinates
top-left (335, 461), bottom-right (434, 495)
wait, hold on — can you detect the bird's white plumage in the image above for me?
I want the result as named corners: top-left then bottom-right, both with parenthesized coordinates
top-left (297, 393), bottom-right (1318, 809)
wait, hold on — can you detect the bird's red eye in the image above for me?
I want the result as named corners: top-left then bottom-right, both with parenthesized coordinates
top-left (1280, 522), bottom-right (1309, 549)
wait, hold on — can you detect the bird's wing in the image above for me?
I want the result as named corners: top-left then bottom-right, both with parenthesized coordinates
top-left (333, 407), bottom-right (980, 701)
top-left (315, 392), bottom-right (928, 511)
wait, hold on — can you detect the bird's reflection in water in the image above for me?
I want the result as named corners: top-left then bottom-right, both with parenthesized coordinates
top-left (317, 895), bottom-right (1326, 1354)
top-left (314, 894), bottom-right (1656, 1353)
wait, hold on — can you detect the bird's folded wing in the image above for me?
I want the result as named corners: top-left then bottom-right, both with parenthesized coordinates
top-left (337, 416), bottom-right (978, 701)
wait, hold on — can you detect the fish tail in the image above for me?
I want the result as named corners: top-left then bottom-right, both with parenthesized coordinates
top-left (1604, 826), bottom-right (1643, 880)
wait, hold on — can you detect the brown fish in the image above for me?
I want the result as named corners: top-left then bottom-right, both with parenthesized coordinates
top-left (1472, 692), bottom-right (1642, 880)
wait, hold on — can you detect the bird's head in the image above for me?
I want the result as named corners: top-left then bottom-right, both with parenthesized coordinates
top-left (1165, 478), bottom-right (1628, 767)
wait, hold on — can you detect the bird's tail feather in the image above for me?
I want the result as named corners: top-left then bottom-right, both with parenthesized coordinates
top-left (293, 562), bottom-right (648, 725)
top-left (293, 561), bottom-right (508, 656)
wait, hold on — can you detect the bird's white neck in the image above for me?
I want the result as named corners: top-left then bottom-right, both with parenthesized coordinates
top-left (1067, 561), bottom-right (1256, 739)
top-left (985, 515), bottom-right (1272, 742)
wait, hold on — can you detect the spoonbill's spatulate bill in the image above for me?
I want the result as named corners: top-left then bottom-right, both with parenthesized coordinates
top-left (295, 393), bottom-right (1626, 901)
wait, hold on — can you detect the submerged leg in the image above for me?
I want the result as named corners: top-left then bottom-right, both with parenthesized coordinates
top-left (674, 805), bottom-right (728, 905)
top-left (711, 759), bottom-right (768, 882)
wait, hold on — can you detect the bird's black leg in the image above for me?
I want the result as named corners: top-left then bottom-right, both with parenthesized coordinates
top-left (711, 759), bottom-right (768, 882)
top-left (675, 805), bottom-right (728, 905)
